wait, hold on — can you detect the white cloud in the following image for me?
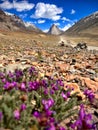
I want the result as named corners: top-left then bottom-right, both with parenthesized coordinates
top-left (0, 0), bottom-right (35, 12)
top-left (31, 2), bottom-right (63, 21)
top-left (13, 1), bottom-right (35, 12)
top-left (25, 21), bottom-right (37, 25)
top-left (61, 23), bottom-right (74, 31)
top-left (53, 22), bottom-right (60, 26)
top-left (71, 9), bottom-right (76, 14)
top-left (0, 1), bottom-right (13, 10)
top-left (19, 14), bottom-right (28, 19)
top-left (62, 17), bottom-right (71, 22)
top-left (38, 19), bottom-right (46, 24)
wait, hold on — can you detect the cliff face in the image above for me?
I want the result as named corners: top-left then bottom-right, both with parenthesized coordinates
top-left (65, 11), bottom-right (98, 37)
top-left (0, 9), bottom-right (42, 32)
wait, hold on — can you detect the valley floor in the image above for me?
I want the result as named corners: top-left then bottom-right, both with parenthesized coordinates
top-left (0, 31), bottom-right (98, 129)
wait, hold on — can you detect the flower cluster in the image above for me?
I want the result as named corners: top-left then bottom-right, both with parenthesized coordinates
top-left (71, 104), bottom-right (96, 130)
top-left (0, 67), bottom-right (96, 130)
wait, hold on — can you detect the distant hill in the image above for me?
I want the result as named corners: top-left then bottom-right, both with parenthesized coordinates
top-left (48, 24), bottom-right (63, 35)
top-left (64, 11), bottom-right (98, 37)
top-left (0, 9), bottom-right (42, 32)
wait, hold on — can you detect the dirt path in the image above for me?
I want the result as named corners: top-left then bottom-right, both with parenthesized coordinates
top-left (59, 36), bottom-right (98, 50)
top-left (88, 46), bottom-right (98, 50)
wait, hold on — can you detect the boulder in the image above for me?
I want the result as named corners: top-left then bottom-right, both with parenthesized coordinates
top-left (74, 42), bottom-right (87, 50)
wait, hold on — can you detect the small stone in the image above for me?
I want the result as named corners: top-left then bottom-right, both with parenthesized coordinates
top-left (39, 72), bottom-right (45, 78)
top-left (87, 69), bottom-right (95, 75)
top-left (0, 64), bottom-right (3, 68)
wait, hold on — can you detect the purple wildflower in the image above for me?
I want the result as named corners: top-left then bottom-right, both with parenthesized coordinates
top-left (33, 110), bottom-right (56, 128)
top-left (13, 110), bottom-right (20, 120)
top-left (41, 79), bottom-right (48, 88)
top-left (4, 82), bottom-right (10, 89)
top-left (79, 104), bottom-right (85, 120)
top-left (0, 72), bottom-right (5, 79)
top-left (59, 126), bottom-right (66, 130)
top-left (20, 83), bottom-right (26, 91)
top-left (12, 81), bottom-right (17, 88)
top-left (33, 111), bottom-right (40, 118)
top-left (71, 88), bottom-right (74, 91)
top-left (50, 89), bottom-right (55, 95)
top-left (44, 89), bottom-right (48, 95)
top-left (20, 104), bottom-right (26, 111)
top-left (52, 84), bottom-right (59, 91)
top-left (15, 69), bottom-right (23, 79)
top-left (28, 81), bottom-right (39, 91)
top-left (8, 71), bottom-right (15, 78)
top-left (57, 79), bottom-right (64, 87)
top-left (2, 78), bottom-right (6, 83)
top-left (49, 117), bottom-right (55, 123)
top-left (33, 111), bottom-right (49, 126)
top-left (46, 110), bottom-right (53, 117)
top-left (71, 104), bottom-right (96, 130)
top-left (4, 82), bottom-right (16, 90)
top-left (66, 86), bottom-right (69, 88)
top-left (84, 89), bottom-right (95, 102)
top-left (42, 99), bottom-right (54, 110)
top-left (29, 66), bottom-right (35, 74)
top-left (71, 119), bottom-right (82, 129)
top-left (61, 92), bottom-right (67, 100)
top-left (45, 124), bottom-right (56, 130)
top-left (0, 112), bottom-right (3, 121)
top-left (66, 91), bottom-right (70, 97)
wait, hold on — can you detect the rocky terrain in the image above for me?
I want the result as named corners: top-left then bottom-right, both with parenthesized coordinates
top-left (0, 32), bottom-right (98, 96)
top-left (0, 9), bottom-right (98, 46)
top-left (0, 31), bottom-right (98, 128)
top-left (62, 11), bottom-right (98, 46)
top-left (64, 11), bottom-right (98, 36)
top-left (0, 9), bottom-right (98, 129)
top-left (0, 9), bottom-right (42, 32)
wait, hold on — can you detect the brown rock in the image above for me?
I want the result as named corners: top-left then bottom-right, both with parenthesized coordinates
top-left (74, 63), bottom-right (82, 69)
top-left (83, 78), bottom-right (98, 92)
top-left (64, 82), bottom-right (85, 99)
top-left (94, 78), bottom-right (98, 82)
top-left (45, 71), bottom-right (52, 77)
top-left (55, 62), bottom-right (69, 72)
top-left (95, 94), bottom-right (98, 99)
top-left (31, 62), bottom-right (38, 66)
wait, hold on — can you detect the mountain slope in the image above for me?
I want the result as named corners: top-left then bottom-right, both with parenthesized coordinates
top-left (0, 9), bottom-right (42, 32)
top-left (48, 24), bottom-right (63, 35)
top-left (64, 11), bottom-right (98, 37)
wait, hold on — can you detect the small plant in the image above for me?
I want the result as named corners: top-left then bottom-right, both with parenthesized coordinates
top-left (0, 67), bottom-right (96, 130)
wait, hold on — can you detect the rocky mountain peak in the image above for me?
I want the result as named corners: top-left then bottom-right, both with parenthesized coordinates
top-left (48, 24), bottom-right (63, 35)
top-left (51, 24), bottom-right (57, 28)
top-left (64, 11), bottom-right (98, 36)
top-left (0, 9), bottom-right (42, 32)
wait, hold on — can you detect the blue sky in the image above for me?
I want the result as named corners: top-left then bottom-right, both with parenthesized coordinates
top-left (0, 0), bottom-right (98, 31)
